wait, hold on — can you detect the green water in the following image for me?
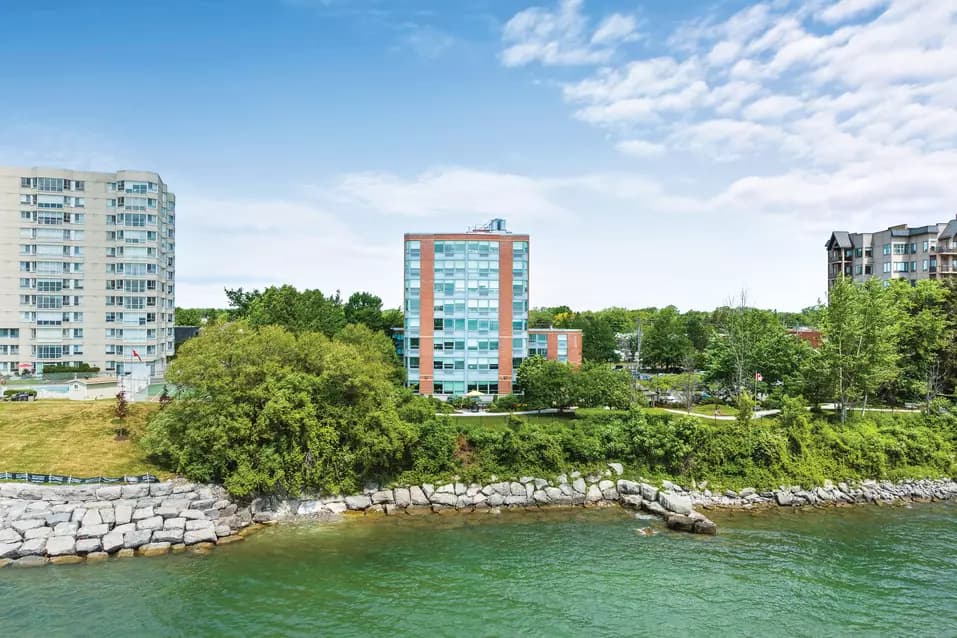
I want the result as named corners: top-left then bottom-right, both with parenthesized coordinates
top-left (2, 504), bottom-right (956, 637)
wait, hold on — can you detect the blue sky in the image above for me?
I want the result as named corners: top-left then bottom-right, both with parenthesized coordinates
top-left (2, 0), bottom-right (956, 312)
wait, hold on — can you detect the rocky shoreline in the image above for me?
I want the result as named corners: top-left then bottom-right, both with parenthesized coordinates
top-left (2, 471), bottom-right (955, 567)
top-left (0, 481), bottom-right (255, 567)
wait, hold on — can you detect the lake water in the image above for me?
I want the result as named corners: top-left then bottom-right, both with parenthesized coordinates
top-left (1, 503), bottom-right (955, 637)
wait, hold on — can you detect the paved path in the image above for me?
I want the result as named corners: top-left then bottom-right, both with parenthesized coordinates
top-left (661, 408), bottom-right (780, 421)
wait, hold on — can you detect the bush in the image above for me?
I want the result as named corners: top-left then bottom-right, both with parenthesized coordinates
top-left (488, 394), bottom-right (524, 413)
top-left (39, 363), bottom-right (100, 374)
top-left (3, 389), bottom-right (37, 398)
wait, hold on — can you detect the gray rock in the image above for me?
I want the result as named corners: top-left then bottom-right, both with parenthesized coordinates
top-left (132, 506), bottom-right (154, 521)
top-left (570, 471), bottom-right (582, 479)
top-left (172, 482), bottom-right (196, 494)
top-left (12, 555), bottom-right (49, 568)
top-left (100, 508), bottom-right (116, 525)
top-left (185, 519), bottom-right (215, 531)
top-left (81, 509), bottom-right (103, 527)
top-left (76, 538), bottom-right (102, 554)
top-left (642, 500), bottom-right (668, 517)
top-left (544, 487), bottom-right (564, 501)
top-left (571, 478), bottom-right (587, 494)
top-left (345, 495), bottom-right (372, 510)
top-left (640, 483), bottom-right (658, 501)
top-left (533, 479), bottom-right (549, 489)
top-left (616, 479), bottom-right (640, 495)
top-left (45, 511), bottom-right (72, 526)
top-left (598, 480), bottom-right (614, 491)
top-left (739, 487), bottom-right (756, 498)
top-left (608, 462), bottom-right (624, 475)
top-left (101, 531), bottom-right (124, 553)
top-left (22, 526), bottom-right (51, 541)
top-left (775, 491), bottom-right (794, 506)
top-left (53, 522), bottom-right (78, 536)
top-left (509, 482), bottom-right (525, 496)
top-left (504, 494), bottom-right (529, 506)
top-left (393, 488), bottom-right (411, 508)
top-left (11, 519), bottom-right (44, 534)
top-left (161, 498), bottom-right (193, 511)
top-left (0, 542), bottom-right (22, 559)
top-left (189, 499), bottom-right (217, 510)
top-left (46, 536), bottom-right (76, 556)
top-left (17, 538), bottom-right (46, 557)
top-left (430, 492), bottom-right (457, 507)
top-left (70, 508), bottom-right (87, 523)
top-left (95, 486), bottom-right (122, 500)
top-left (0, 528), bottom-right (22, 543)
top-left (487, 493), bottom-right (505, 507)
top-left (665, 514), bottom-right (696, 532)
top-left (454, 495), bottom-right (472, 509)
top-left (123, 530), bottom-right (152, 549)
top-left (163, 517), bottom-right (186, 530)
top-left (602, 487), bottom-right (619, 501)
top-left (658, 492), bottom-right (693, 515)
top-left (421, 484), bottom-right (435, 498)
top-left (137, 516), bottom-right (164, 531)
top-left (436, 483), bottom-right (454, 494)
top-left (112, 523), bottom-right (136, 535)
top-left (693, 518), bottom-right (718, 535)
top-left (525, 483), bottom-right (535, 499)
top-left (621, 494), bottom-right (643, 508)
top-left (585, 485), bottom-right (603, 503)
top-left (78, 524), bottom-right (109, 539)
top-left (152, 528), bottom-right (184, 543)
top-left (121, 484), bottom-right (150, 499)
top-left (114, 505), bottom-right (133, 525)
top-left (183, 528), bottom-right (217, 545)
top-left (371, 490), bottom-right (394, 505)
top-left (454, 482), bottom-right (467, 495)
top-left (215, 525), bottom-right (232, 537)
top-left (533, 490), bottom-right (550, 504)
top-left (410, 486), bottom-right (430, 506)
top-left (181, 510), bottom-right (206, 520)
top-left (325, 502), bottom-right (348, 514)
top-left (149, 482), bottom-right (174, 497)
top-left (155, 506), bottom-right (179, 518)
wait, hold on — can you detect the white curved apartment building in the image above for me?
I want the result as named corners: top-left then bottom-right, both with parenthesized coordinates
top-left (0, 166), bottom-right (175, 377)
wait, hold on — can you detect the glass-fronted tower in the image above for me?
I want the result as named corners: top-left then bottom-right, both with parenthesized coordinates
top-left (403, 219), bottom-right (528, 397)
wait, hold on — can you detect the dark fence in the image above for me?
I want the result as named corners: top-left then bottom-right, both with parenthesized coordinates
top-left (0, 472), bottom-right (159, 484)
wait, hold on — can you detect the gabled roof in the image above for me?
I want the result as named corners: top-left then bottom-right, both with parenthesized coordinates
top-left (825, 231), bottom-right (852, 249)
top-left (939, 218), bottom-right (957, 240)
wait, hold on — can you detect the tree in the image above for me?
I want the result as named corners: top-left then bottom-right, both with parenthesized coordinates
top-left (575, 363), bottom-right (636, 409)
top-left (642, 306), bottom-right (693, 370)
top-left (159, 385), bottom-right (172, 410)
top-left (143, 321), bottom-right (415, 497)
top-left (886, 280), bottom-right (948, 404)
top-left (244, 285), bottom-right (346, 336)
top-left (114, 391), bottom-right (129, 440)
top-left (516, 356), bottom-right (575, 411)
top-left (819, 278), bottom-right (900, 422)
top-left (567, 312), bottom-right (619, 363)
top-left (344, 292), bottom-right (385, 333)
top-left (225, 287), bottom-right (261, 319)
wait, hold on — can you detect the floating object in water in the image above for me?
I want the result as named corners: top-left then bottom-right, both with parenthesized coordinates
top-left (635, 527), bottom-right (657, 536)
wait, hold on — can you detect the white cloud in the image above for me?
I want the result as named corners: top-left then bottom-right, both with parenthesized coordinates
top-left (616, 139), bottom-right (666, 157)
top-left (741, 94), bottom-right (804, 120)
top-left (816, 0), bottom-right (889, 24)
top-left (500, 0), bottom-right (638, 67)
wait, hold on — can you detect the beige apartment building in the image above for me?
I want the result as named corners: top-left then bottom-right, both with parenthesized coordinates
top-left (0, 166), bottom-right (175, 377)
top-left (826, 217), bottom-right (957, 289)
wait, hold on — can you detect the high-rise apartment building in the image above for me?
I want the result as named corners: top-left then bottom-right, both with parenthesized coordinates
top-left (402, 219), bottom-right (581, 398)
top-left (0, 166), bottom-right (176, 377)
top-left (826, 217), bottom-right (957, 289)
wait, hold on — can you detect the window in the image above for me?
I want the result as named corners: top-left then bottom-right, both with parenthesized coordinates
top-left (883, 262), bottom-right (891, 273)
top-left (923, 241), bottom-right (929, 252)
top-left (865, 248), bottom-right (873, 258)
top-left (855, 265), bottom-right (863, 275)
top-left (855, 248), bottom-right (863, 257)
top-left (882, 244), bottom-right (891, 256)
top-left (923, 260), bottom-right (929, 271)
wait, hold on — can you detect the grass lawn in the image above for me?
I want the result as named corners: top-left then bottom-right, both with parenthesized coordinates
top-left (0, 400), bottom-right (167, 478)
top-left (445, 413), bottom-right (578, 428)
top-left (688, 404), bottom-right (737, 417)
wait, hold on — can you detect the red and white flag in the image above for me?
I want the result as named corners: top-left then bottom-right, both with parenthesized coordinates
top-left (131, 349), bottom-right (143, 362)
top-left (754, 372), bottom-right (763, 382)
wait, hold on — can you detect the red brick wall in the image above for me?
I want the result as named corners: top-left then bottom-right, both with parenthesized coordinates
top-left (498, 240), bottom-right (514, 395)
top-left (418, 240), bottom-right (435, 395)
top-left (529, 328), bottom-right (583, 366)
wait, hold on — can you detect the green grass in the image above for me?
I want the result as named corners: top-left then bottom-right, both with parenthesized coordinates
top-left (445, 413), bottom-right (577, 428)
top-left (0, 400), bottom-right (167, 478)
top-left (688, 404), bottom-right (737, 416)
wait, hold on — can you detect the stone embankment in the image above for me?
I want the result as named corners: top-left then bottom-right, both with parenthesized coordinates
top-left (0, 481), bottom-right (253, 567)
top-left (679, 477), bottom-right (957, 510)
top-left (250, 464), bottom-right (719, 535)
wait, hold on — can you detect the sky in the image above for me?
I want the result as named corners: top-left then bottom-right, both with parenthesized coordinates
top-left (1, 0), bottom-right (956, 312)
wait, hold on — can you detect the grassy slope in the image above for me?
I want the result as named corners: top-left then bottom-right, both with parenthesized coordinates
top-left (0, 400), bottom-right (166, 477)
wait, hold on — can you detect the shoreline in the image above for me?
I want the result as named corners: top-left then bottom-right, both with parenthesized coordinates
top-left (2, 472), bottom-right (955, 567)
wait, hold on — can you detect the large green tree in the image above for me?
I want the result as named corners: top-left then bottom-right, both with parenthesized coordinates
top-left (642, 306), bottom-right (694, 370)
top-left (144, 322), bottom-right (415, 496)
top-left (344, 292), bottom-right (385, 333)
top-left (819, 278), bottom-right (900, 421)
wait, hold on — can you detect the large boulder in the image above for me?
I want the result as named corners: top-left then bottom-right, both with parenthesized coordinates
top-left (114, 505), bottom-right (133, 525)
top-left (393, 488), bottom-right (412, 508)
top-left (131, 507), bottom-right (154, 521)
top-left (693, 518), bottom-right (718, 535)
top-left (46, 536), bottom-right (76, 556)
top-left (152, 528), bottom-right (184, 544)
top-left (81, 509), bottom-right (103, 527)
top-left (775, 491), bottom-right (794, 506)
top-left (371, 490), bottom-right (394, 505)
top-left (185, 519), bottom-right (215, 532)
top-left (665, 514), bottom-right (696, 533)
top-left (430, 492), bottom-right (457, 507)
top-left (183, 528), bottom-right (217, 545)
top-left (123, 530), bottom-right (152, 549)
top-left (640, 483), bottom-right (658, 502)
top-left (0, 529), bottom-right (22, 544)
top-left (101, 531), bottom-right (124, 553)
top-left (77, 524), bottom-right (109, 539)
top-left (571, 478), bottom-right (587, 495)
top-left (11, 519), bottom-right (44, 534)
top-left (137, 516), bottom-right (164, 531)
top-left (658, 492), bottom-right (693, 515)
top-left (0, 542), bottom-right (22, 559)
top-left (17, 538), bottom-right (46, 557)
top-left (345, 495), bottom-right (372, 510)
top-left (76, 538), bottom-right (102, 554)
top-left (620, 494), bottom-right (643, 509)
top-left (121, 484), bottom-right (150, 499)
top-left (585, 485), bottom-right (603, 504)
top-left (409, 486), bottom-right (430, 506)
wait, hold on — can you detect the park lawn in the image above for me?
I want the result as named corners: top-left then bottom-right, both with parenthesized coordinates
top-left (688, 404), bottom-right (737, 417)
top-left (0, 400), bottom-right (168, 478)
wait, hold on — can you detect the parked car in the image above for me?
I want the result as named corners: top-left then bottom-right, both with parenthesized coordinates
top-left (11, 392), bottom-right (31, 402)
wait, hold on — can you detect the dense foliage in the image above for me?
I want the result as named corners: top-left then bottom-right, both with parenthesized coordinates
top-left (144, 322), bottom-right (418, 497)
top-left (516, 356), bottom-right (637, 411)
